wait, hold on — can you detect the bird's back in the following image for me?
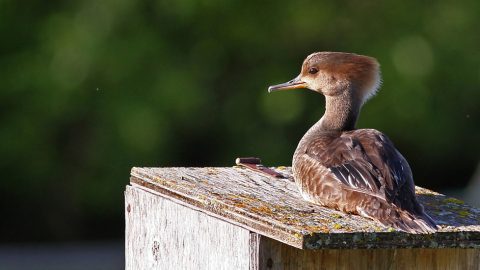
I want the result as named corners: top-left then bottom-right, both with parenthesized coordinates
top-left (292, 128), bottom-right (437, 233)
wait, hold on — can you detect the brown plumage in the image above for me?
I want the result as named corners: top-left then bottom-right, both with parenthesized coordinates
top-left (268, 52), bottom-right (437, 233)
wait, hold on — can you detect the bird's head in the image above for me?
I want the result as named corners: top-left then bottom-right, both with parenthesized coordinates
top-left (268, 52), bottom-right (381, 104)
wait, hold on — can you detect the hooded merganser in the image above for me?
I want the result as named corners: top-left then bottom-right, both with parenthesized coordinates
top-left (268, 52), bottom-right (437, 233)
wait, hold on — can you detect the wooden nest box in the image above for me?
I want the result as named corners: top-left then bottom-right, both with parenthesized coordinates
top-left (125, 167), bottom-right (480, 269)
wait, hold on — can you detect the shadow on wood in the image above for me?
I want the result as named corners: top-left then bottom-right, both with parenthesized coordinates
top-left (417, 194), bottom-right (479, 227)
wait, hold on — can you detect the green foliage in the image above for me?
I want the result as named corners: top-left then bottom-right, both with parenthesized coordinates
top-left (1, 0), bottom-right (479, 241)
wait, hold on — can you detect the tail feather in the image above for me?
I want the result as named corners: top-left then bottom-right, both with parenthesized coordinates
top-left (358, 205), bottom-right (438, 233)
top-left (377, 209), bottom-right (438, 233)
top-left (388, 211), bottom-right (438, 233)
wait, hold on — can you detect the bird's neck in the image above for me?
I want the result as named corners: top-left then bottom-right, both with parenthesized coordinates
top-left (294, 91), bottom-right (361, 157)
top-left (293, 89), bottom-right (362, 161)
top-left (319, 91), bottom-right (361, 132)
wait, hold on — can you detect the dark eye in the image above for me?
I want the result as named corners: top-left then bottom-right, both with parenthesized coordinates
top-left (308, 67), bottom-right (318, 74)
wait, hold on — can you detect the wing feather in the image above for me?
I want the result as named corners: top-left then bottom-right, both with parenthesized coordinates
top-left (304, 129), bottom-right (407, 203)
top-left (294, 129), bottom-right (437, 232)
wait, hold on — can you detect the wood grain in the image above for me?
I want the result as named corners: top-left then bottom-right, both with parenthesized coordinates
top-left (130, 167), bottom-right (480, 250)
top-left (256, 236), bottom-right (480, 270)
top-left (125, 186), bottom-right (251, 270)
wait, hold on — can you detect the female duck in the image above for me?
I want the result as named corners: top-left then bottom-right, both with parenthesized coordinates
top-left (268, 52), bottom-right (437, 233)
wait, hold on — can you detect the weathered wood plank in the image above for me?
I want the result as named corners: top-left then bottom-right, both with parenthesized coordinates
top-left (256, 236), bottom-right (480, 270)
top-left (130, 167), bottom-right (480, 249)
top-left (125, 186), bottom-right (251, 270)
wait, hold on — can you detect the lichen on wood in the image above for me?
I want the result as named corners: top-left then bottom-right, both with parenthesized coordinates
top-left (130, 166), bottom-right (480, 249)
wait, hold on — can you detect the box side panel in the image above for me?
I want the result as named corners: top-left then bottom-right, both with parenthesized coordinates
top-left (125, 186), bottom-right (251, 270)
top-left (257, 236), bottom-right (480, 270)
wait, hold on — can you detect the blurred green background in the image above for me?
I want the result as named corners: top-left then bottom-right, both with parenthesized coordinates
top-left (1, 0), bottom-right (479, 248)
